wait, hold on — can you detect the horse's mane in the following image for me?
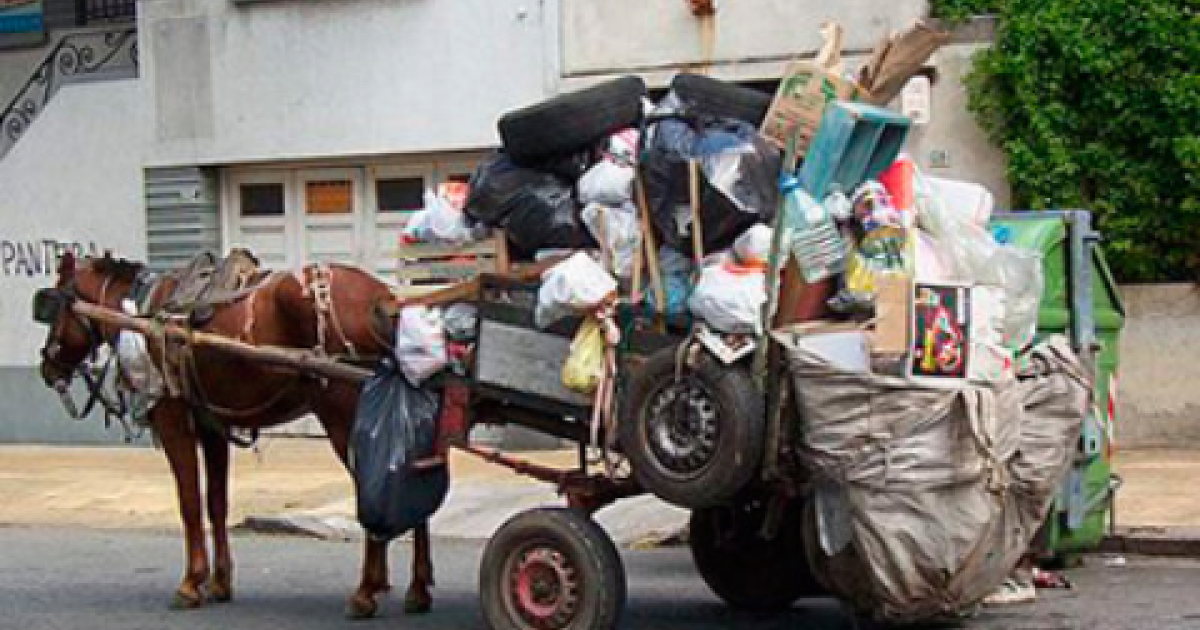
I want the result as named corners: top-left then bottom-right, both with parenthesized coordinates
top-left (87, 254), bottom-right (144, 282)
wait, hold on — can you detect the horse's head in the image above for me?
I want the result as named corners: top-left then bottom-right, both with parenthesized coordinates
top-left (34, 252), bottom-right (141, 388)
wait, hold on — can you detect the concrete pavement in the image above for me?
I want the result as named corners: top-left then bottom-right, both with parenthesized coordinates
top-left (0, 438), bottom-right (1197, 551)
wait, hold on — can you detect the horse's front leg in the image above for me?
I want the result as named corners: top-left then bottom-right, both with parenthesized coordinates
top-left (154, 403), bottom-right (210, 609)
top-left (347, 536), bottom-right (391, 619)
top-left (405, 522), bottom-right (434, 614)
top-left (200, 430), bottom-right (234, 602)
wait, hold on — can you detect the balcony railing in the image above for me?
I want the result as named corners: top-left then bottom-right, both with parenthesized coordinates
top-left (0, 26), bottom-right (137, 160)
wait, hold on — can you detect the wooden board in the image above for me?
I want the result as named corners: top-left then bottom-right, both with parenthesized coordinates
top-left (394, 231), bottom-right (510, 295)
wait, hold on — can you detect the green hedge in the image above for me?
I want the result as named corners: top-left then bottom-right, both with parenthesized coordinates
top-left (934, 0), bottom-right (1200, 282)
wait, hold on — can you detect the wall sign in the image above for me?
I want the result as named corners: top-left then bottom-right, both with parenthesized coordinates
top-left (0, 0), bottom-right (45, 49)
top-left (0, 238), bottom-right (102, 277)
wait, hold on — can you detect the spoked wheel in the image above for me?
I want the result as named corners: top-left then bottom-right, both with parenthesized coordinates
top-left (620, 346), bottom-right (765, 508)
top-left (690, 493), bottom-right (825, 611)
top-left (481, 508), bottom-right (626, 630)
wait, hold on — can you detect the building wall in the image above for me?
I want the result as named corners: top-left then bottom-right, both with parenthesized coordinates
top-left (560, 0), bottom-right (926, 85)
top-left (140, 0), bottom-right (557, 167)
top-left (1116, 284), bottom-right (1200, 448)
top-left (905, 42), bottom-right (1011, 207)
top-left (0, 44), bottom-right (49, 106)
top-left (0, 78), bottom-right (148, 442)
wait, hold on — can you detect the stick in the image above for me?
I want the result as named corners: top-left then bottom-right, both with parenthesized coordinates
top-left (634, 173), bottom-right (666, 327)
top-left (72, 301), bottom-right (374, 383)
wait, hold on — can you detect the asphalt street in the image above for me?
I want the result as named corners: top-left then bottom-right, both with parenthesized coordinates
top-left (2, 526), bottom-right (1200, 630)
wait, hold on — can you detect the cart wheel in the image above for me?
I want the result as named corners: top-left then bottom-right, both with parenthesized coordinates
top-left (690, 494), bottom-right (824, 611)
top-left (620, 345), bottom-right (765, 508)
top-left (480, 508), bottom-right (626, 630)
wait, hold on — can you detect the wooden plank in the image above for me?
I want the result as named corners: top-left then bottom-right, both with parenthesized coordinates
top-left (396, 259), bottom-right (498, 282)
top-left (393, 239), bottom-right (503, 258)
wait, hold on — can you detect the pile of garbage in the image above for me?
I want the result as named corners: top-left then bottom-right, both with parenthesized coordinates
top-left (381, 18), bottom-right (1089, 623)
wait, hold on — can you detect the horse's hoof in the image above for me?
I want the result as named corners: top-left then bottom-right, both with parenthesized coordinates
top-left (345, 597), bottom-right (379, 620)
top-left (170, 590), bottom-right (205, 610)
top-left (403, 594), bottom-right (432, 615)
top-left (209, 584), bottom-right (233, 603)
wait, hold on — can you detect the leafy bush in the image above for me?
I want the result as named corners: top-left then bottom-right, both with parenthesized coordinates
top-left (936, 0), bottom-right (1199, 281)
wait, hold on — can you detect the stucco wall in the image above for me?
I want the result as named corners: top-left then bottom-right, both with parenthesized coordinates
top-left (0, 44), bottom-right (50, 108)
top-left (1116, 284), bottom-right (1200, 448)
top-left (561, 0), bottom-right (927, 81)
top-left (140, 0), bottom-right (557, 167)
top-left (905, 42), bottom-right (1011, 207)
top-left (0, 78), bottom-right (147, 443)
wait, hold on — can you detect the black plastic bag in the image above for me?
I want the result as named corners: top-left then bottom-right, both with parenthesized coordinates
top-left (465, 152), bottom-right (563, 226)
top-left (640, 117), bottom-right (781, 253)
top-left (502, 181), bottom-right (596, 257)
top-left (464, 151), bottom-right (595, 257)
top-left (350, 361), bottom-right (449, 541)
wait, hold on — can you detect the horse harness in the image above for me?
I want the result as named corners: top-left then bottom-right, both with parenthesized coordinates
top-left (39, 252), bottom-right (391, 447)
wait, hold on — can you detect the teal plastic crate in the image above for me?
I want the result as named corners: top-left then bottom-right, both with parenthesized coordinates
top-left (798, 101), bottom-right (911, 199)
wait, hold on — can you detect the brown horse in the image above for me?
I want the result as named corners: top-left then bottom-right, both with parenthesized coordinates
top-left (35, 252), bottom-right (430, 619)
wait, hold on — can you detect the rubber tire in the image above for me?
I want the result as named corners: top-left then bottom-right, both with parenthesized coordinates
top-left (669, 73), bottom-right (773, 125)
top-left (498, 76), bottom-right (646, 164)
top-left (480, 508), bottom-right (626, 630)
top-left (619, 345), bottom-right (765, 509)
top-left (690, 495), bottom-right (825, 611)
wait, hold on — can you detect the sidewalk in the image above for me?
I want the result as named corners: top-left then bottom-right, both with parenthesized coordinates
top-left (0, 439), bottom-right (1196, 551)
top-left (0, 438), bottom-right (686, 547)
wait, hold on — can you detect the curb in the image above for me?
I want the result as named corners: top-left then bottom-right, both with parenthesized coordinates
top-left (236, 492), bottom-right (691, 549)
top-left (1101, 527), bottom-right (1200, 558)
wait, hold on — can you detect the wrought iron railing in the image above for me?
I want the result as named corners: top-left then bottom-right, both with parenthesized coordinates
top-left (0, 26), bottom-right (137, 160)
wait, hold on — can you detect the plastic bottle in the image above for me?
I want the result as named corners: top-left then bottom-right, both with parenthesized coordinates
top-left (781, 176), bottom-right (846, 283)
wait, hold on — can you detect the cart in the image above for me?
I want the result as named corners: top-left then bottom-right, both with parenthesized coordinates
top-left (455, 273), bottom-right (822, 629)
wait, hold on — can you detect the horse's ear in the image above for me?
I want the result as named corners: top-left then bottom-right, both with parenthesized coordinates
top-left (57, 251), bottom-right (76, 280)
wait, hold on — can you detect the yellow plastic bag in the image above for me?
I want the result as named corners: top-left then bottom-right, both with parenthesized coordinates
top-left (562, 318), bottom-right (606, 394)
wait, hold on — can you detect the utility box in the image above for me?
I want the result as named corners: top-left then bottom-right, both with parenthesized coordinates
top-left (990, 210), bottom-right (1126, 555)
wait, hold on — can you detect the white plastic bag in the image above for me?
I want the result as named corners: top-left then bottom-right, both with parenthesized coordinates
top-left (394, 306), bottom-right (449, 384)
top-left (578, 161), bottom-right (635, 207)
top-left (115, 331), bottom-right (164, 397)
top-left (402, 189), bottom-right (481, 245)
top-left (731, 224), bottom-right (773, 265)
top-left (688, 263), bottom-right (766, 334)
top-left (582, 203), bottom-right (642, 278)
top-left (921, 176), bottom-right (995, 228)
top-left (535, 252), bottom-right (618, 329)
top-left (914, 169), bottom-right (1042, 348)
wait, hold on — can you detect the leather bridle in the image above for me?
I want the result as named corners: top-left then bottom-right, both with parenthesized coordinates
top-left (36, 274), bottom-right (128, 422)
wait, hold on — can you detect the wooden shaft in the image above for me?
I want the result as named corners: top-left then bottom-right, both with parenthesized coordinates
top-left (71, 301), bottom-right (373, 383)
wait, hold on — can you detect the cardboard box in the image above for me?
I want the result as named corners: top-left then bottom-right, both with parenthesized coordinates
top-left (759, 22), bottom-right (864, 157)
top-left (761, 62), bottom-right (862, 156)
top-left (871, 273), bottom-right (912, 357)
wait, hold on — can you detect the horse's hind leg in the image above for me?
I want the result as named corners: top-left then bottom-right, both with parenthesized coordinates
top-left (199, 428), bottom-right (234, 603)
top-left (154, 402), bottom-right (210, 609)
top-left (404, 522), bottom-right (434, 614)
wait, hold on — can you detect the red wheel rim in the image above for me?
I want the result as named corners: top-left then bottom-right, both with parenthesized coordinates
top-left (508, 544), bottom-right (579, 629)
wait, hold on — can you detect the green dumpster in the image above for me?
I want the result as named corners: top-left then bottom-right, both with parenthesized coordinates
top-left (989, 210), bottom-right (1125, 555)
